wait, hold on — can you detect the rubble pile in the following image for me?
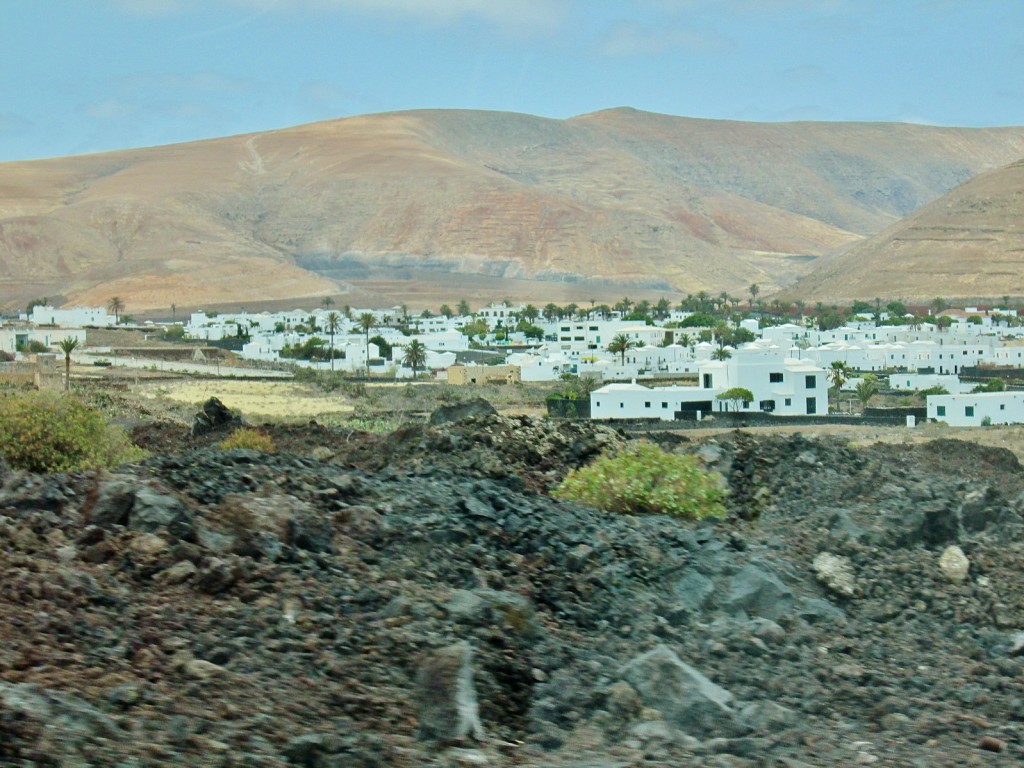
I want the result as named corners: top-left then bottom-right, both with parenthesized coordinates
top-left (1, 414), bottom-right (1023, 766)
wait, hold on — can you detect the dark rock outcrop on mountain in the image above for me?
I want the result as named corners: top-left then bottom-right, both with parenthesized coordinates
top-left (2, 416), bottom-right (1024, 765)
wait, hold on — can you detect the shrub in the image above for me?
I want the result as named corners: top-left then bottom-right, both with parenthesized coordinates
top-left (0, 391), bottom-right (146, 473)
top-left (218, 428), bottom-right (275, 453)
top-left (552, 442), bottom-right (726, 520)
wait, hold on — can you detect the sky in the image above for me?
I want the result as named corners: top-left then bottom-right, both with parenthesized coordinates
top-left (2, 0), bottom-right (1023, 161)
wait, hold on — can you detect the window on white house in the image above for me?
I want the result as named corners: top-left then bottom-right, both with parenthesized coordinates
top-left (662, 402), bottom-right (669, 409)
top-left (937, 405), bottom-right (946, 416)
top-left (770, 372), bottom-right (783, 383)
top-left (805, 375), bottom-right (817, 388)
top-left (785, 398), bottom-right (791, 406)
top-left (965, 406), bottom-right (974, 417)
top-left (645, 401), bottom-right (651, 408)
top-left (1000, 404), bottom-right (1006, 410)
top-left (619, 403), bottom-right (624, 409)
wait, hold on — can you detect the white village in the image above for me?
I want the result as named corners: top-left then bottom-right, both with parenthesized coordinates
top-left (5, 299), bottom-right (1024, 428)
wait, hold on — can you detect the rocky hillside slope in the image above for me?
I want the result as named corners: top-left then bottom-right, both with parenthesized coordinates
top-left (2, 405), bottom-right (1023, 766)
top-left (786, 157), bottom-right (1024, 303)
top-left (4, 108), bottom-right (1024, 311)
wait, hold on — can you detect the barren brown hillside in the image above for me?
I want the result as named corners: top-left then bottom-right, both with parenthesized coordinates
top-left (3, 107), bottom-right (1024, 312)
top-left (785, 158), bottom-right (1024, 303)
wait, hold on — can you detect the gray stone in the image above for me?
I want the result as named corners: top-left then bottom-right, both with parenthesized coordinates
top-left (720, 564), bottom-right (793, 620)
top-left (1008, 631), bottom-right (1024, 657)
top-left (812, 552), bottom-right (859, 598)
top-left (154, 561), bottom-right (196, 585)
top-left (673, 570), bottom-right (716, 618)
top-left (191, 397), bottom-right (243, 437)
top-left (416, 641), bottom-right (485, 743)
top-left (130, 486), bottom-right (194, 540)
top-left (87, 479), bottom-right (135, 527)
top-left (619, 645), bottom-right (737, 737)
top-left (937, 545), bottom-right (969, 583)
top-left (429, 398), bottom-right (497, 426)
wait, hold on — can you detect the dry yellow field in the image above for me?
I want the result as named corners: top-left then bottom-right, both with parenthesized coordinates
top-left (134, 379), bottom-right (354, 421)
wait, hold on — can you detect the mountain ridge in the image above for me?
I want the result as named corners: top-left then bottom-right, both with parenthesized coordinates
top-left (3, 107), bottom-right (1024, 311)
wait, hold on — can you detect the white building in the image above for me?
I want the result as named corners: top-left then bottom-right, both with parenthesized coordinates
top-left (30, 306), bottom-right (116, 327)
top-left (888, 372), bottom-right (969, 394)
top-left (927, 392), bottom-right (1024, 427)
top-left (590, 353), bottom-right (829, 420)
top-left (0, 325), bottom-right (86, 355)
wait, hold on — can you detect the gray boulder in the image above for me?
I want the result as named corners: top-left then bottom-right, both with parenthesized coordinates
top-left (719, 564), bottom-right (793, 621)
top-left (428, 398), bottom-right (497, 427)
top-left (416, 641), bottom-right (485, 743)
top-left (619, 645), bottom-right (737, 737)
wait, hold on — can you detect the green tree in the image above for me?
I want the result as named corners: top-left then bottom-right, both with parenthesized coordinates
top-left (543, 303), bottom-right (561, 321)
top-left (325, 311), bottom-right (341, 371)
top-left (972, 378), bottom-right (1005, 393)
top-left (359, 313), bottom-right (375, 374)
top-left (828, 360), bottom-right (851, 391)
top-left (607, 333), bottom-right (637, 365)
top-left (439, 304), bottom-right (453, 318)
top-left (369, 335), bottom-right (392, 360)
top-left (654, 297), bottom-right (671, 320)
top-left (57, 337), bottom-right (79, 391)
top-left (522, 304), bottom-right (540, 322)
top-left (711, 347), bottom-right (732, 361)
top-left (402, 339), bottom-right (428, 379)
top-left (855, 374), bottom-right (879, 410)
top-left (716, 387), bottom-right (754, 412)
top-left (748, 283), bottom-right (760, 308)
top-left (321, 296), bottom-right (334, 309)
top-left (457, 299), bottom-right (471, 317)
top-left (25, 297), bottom-right (49, 316)
top-left (108, 296), bottom-right (125, 324)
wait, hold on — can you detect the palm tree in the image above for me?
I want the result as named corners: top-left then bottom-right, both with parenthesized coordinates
top-left (711, 347), bottom-right (732, 361)
top-left (325, 311), bottom-right (341, 371)
top-left (57, 337), bottom-right (79, 391)
top-left (108, 297), bottom-right (125, 325)
top-left (403, 339), bottom-right (428, 379)
top-left (321, 296), bottom-right (334, 309)
top-left (607, 333), bottom-right (637, 365)
top-left (457, 299), bottom-right (471, 317)
top-left (828, 360), bottom-right (851, 391)
top-left (748, 283), bottom-right (759, 309)
top-left (440, 304), bottom-right (453, 319)
top-left (358, 312), bottom-right (375, 375)
top-left (855, 375), bottom-right (879, 411)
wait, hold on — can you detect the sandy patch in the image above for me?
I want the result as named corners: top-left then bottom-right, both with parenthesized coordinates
top-left (135, 379), bottom-right (354, 421)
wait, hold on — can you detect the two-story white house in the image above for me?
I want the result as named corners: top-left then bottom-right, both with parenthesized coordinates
top-left (590, 352), bottom-right (829, 420)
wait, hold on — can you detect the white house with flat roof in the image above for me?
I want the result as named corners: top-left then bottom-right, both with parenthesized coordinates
top-left (927, 391), bottom-right (1024, 427)
top-left (30, 306), bottom-right (116, 327)
top-left (888, 372), bottom-right (970, 394)
top-left (591, 352), bottom-right (829, 420)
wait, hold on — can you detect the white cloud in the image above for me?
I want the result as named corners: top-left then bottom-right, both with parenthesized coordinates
top-left (599, 20), bottom-right (725, 57)
top-left (109, 0), bottom-right (569, 35)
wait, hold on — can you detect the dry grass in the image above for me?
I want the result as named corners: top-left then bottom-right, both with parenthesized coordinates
top-left (134, 379), bottom-right (355, 421)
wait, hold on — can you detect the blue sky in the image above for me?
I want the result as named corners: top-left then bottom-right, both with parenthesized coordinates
top-left (2, 0), bottom-right (1023, 161)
